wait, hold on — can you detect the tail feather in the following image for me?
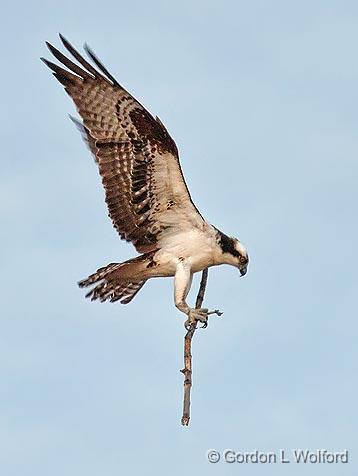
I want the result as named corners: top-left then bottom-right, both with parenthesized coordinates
top-left (85, 278), bottom-right (147, 304)
top-left (78, 252), bottom-right (156, 304)
top-left (78, 262), bottom-right (122, 288)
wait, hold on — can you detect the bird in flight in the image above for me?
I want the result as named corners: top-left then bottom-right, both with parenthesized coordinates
top-left (41, 35), bottom-right (249, 329)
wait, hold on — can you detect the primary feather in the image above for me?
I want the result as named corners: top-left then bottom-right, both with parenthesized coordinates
top-left (42, 35), bottom-right (203, 254)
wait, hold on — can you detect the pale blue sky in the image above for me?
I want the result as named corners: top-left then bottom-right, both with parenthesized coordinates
top-left (1, 1), bottom-right (357, 475)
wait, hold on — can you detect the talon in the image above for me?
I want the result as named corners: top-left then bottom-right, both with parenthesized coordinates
top-left (184, 315), bottom-right (198, 330)
top-left (183, 306), bottom-right (222, 329)
top-left (185, 308), bottom-right (209, 328)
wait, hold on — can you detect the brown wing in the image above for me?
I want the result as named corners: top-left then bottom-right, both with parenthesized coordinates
top-left (41, 35), bottom-right (204, 252)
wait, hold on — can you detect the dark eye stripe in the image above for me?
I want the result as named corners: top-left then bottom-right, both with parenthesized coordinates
top-left (216, 229), bottom-right (240, 258)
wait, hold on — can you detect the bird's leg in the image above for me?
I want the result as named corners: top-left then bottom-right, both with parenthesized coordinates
top-left (174, 260), bottom-right (222, 329)
top-left (174, 259), bottom-right (193, 322)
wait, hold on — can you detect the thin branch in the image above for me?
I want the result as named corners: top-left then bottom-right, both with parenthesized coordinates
top-left (195, 268), bottom-right (209, 309)
top-left (180, 268), bottom-right (208, 426)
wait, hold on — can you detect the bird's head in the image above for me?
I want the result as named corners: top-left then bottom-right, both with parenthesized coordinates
top-left (217, 229), bottom-right (249, 276)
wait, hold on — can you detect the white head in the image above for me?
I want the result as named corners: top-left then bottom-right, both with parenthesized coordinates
top-left (217, 229), bottom-right (249, 276)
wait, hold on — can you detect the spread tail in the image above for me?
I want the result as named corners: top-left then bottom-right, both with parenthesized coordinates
top-left (78, 252), bottom-right (156, 304)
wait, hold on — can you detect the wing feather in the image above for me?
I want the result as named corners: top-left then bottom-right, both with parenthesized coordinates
top-left (42, 35), bottom-right (204, 252)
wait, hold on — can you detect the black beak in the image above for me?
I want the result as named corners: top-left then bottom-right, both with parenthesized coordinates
top-left (240, 265), bottom-right (247, 277)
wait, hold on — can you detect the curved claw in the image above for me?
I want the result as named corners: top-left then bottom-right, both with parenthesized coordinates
top-left (183, 308), bottom-right (208, 329)
top-left (183, 307), bottom-right (223, 330)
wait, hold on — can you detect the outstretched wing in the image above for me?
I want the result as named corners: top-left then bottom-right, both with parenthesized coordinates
top-left (42, 35), bottom-right (204, 252)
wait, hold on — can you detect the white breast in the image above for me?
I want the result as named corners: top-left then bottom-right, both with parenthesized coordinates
top-left (157, 223), bottom-right (219, 273)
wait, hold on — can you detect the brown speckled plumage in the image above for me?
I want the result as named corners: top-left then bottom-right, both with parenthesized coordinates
top-left (41, 35), bottom-right (201, 255)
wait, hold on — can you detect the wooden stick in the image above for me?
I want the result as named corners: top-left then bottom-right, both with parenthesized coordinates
top-left (180, 268), bottom-right (208, 426)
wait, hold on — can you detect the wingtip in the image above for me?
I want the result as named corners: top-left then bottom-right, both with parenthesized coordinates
top-left (40, 57), bottom-right (49, 66)
top-left (39, 56), bottom-right (56, 70)
top-left (82, 43), bottom-right (120, 87)
top-left (83, 42), bottom-right (94, 55)
top-left (59, 33), bottom-right (71, 49)
top-left (83, 42), bottom-right (96, 61)
top-left (45, 41), bottom-right (57, 55)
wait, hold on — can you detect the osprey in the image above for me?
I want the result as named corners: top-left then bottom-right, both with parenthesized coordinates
top-left (42, 35), bottom-right (249, 329)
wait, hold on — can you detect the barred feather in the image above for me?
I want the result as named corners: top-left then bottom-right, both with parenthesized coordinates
top-left (42, 35), bottom-right (204, 255)
top-left (78, 252), bottom-right (157, 304)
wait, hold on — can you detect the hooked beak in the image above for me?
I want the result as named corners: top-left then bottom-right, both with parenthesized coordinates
top-left (240, 264), bottom-right (248, 277)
